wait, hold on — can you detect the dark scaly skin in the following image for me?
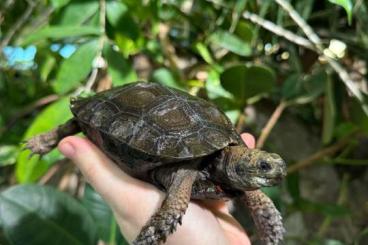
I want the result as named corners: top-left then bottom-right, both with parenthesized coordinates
top-left (244, 190), bottom-right (285, 245)
top-left (134, 169), bottom-right (198, 245)
top-left (24, 82), bottom-right (287, 245)
top-left (24, 119), bottom-right (79, 155)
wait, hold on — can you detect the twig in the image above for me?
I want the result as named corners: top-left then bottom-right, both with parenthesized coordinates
top-left (242, 11), bottom-right (314, 51)
top-left (275, 0), bottom-right (323, 49)
top-left (274, 0), bottom-right (368, 115)
top-left (0, 0), bottom-right (35, 51)
top-left (257, 101), bottom-right (288, 148)
top-left (287, 135), bottom-right (353, 173)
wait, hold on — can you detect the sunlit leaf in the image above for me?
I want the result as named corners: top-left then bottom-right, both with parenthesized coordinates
top-left (151, 68), bottom-right (185, 90)
top-left (0, 185), bottom-right (97, 245)
top-left (55, 1), bottom-right (99, 26)
top-left (16, 98), bottom-right (72, 183)
top-left (329, 0), bottom-right (353, 24)
top-left (106, 0), bottom-right (128, 26)
top-left (53, 40), bottom-right (99, 94)
top-left (50, 0), bottom-right (71, 9)
top-left (103, 44), bottom-right (137, 86)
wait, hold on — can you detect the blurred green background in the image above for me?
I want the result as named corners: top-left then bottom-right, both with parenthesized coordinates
top-left (1, 0), bottom-right (367, 244)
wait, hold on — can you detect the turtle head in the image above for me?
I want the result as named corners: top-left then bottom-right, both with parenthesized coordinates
top-left (222, 146), bottom-right (287, 190)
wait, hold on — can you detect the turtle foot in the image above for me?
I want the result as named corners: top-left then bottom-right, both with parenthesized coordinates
top-left (23, 119), bottom-right (80, 155)
top-left (244, 189), bottom-right (285, 245)
top-left (133, 212), bottom-right (183, 245)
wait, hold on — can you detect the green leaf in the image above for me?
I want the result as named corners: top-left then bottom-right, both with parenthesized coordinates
top-left (53, 40), bottom-right (99, 94)
top-left (220, 64), bottom-right (276, 103)
top-left (50, 0), bottom-right (71, 9)
top-left (40, 55), bottom-right (56, 82)
top-left (322, 77), bottom-right (336, 144)
top-left (0, 146), bottom-right (18, 166)
top-left (329, 0), bottom-right (353, 24)
top-left (82, 185), bottom-right (128, 244)
top-left (209, 30), bottom-right (251, 56)
top-left (16, 98), bottom-right (72, 183)
top-left (288, 70), bottom-right (327, 104)
top-left (194, 42), bottom-right (214, 64)
top-left (56, 1), bottom-right (99, 26)
top-left (151, 68), bottom-right (186, 91)
top-left (234, 20), bottom-right (254, 43)
top-left (21, 26), bottom-right (101, 45)
top-left (103, 45), bottom-right (137, 86)
top-left (0, 185), bottom-right (97, 245)
top-left (106, 0), bottom-right (128, 26)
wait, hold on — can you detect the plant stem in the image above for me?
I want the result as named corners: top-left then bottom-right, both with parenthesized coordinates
top-left (257, 101), bottom-right (288, 148)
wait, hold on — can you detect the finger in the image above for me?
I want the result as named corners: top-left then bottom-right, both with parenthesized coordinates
top-left (58, 136), bottom-right (163, 208)
top-left (241, 133), bottom-right (256, 149)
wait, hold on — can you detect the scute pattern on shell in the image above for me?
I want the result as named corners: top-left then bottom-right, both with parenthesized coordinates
top-left (71, 82), bottom-right (241, 161)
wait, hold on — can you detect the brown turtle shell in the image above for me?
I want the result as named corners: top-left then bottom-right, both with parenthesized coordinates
top-left (70, 82), bottom-right (241, 172)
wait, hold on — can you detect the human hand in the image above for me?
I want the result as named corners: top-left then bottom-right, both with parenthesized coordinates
top-left (58, 133), bottom-right (255, 245)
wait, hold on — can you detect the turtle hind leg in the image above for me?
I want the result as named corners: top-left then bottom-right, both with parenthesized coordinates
top-left (24, 119), bottom-right (80, 155)
top-left (243, 190), bottom-right (285, 245)
top-left (133, 169), bottom-right (198, 245)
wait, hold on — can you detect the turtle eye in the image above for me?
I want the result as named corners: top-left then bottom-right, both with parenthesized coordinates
top-left (259, 161), bottom-right (272, 171)
top-left (235, 164), bottom-right (246, 175)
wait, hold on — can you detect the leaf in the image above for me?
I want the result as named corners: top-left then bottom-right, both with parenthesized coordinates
top-left (50, 0), bottom-right (71, 9)
top-left (53, 40), bottom-right (99, 94)
top-left (106, 0), bottom-right (128, 26)
top-left (16, 98), bottom-right (72, 183)
top-left (21, 26), bottom-right (101, 45)
top-left (0, 185), bottom-right (97, 245)
top-left (289, 70), bottom-right (327, 104)
top-left (0, 146), bottom-right (18, 167)
top-left (220, 64), bottom-right (276, 103)
top-left (194, 42), bottom-right (214, 64)
top-left (234, 20), bottom-right (254, 43)
top-left (40, 55), bottom-right (56, 82)
top-left (322, 77), bottom-right (336, 144)
top-left (151, 68), bottom-right (186, 91)
top-left (82, 185), bottom-right (128, 244)
top-left (329, 0), bottom-right (353, 24)
top-left (103, 44), bottom-right (137, 86)
top-left (55, 1), bottom-right (99, 26)
top-left (281, 73), bottom-right (303, 100)
top-left (209, 30), bottom-right (252, 56)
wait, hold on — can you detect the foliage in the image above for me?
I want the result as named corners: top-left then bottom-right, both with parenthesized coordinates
top-left (1, 0), bottom-right (368, 244)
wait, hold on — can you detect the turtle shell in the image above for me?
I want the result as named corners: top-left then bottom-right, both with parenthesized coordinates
top-left (71, 82), bottom-right (241, 165)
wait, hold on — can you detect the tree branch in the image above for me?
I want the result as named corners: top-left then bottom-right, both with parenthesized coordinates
top-left (256, 101), bottom-right (288, 149)
top-left (287, 135), bottom-right (353, 173)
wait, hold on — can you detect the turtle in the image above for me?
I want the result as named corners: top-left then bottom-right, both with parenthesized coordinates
top-left (25, 81), bottom-right (287, 245)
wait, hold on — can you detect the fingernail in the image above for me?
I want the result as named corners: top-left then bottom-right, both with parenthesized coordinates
top-left (59, 141), bottom-right (75, 158)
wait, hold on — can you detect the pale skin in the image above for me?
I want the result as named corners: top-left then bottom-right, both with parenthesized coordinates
top-left (58, 133), bottom-right (256, 245)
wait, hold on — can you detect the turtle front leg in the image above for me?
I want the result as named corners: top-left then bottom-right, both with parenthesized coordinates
top-left (243, 190), bottom-right (285, 245)
top-left (133, 169), bottom-right (198, 245)
top-left (24, 119), bottom-right (80, 155)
